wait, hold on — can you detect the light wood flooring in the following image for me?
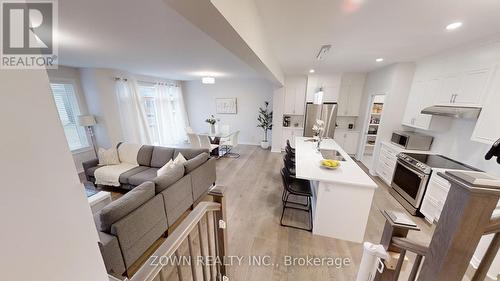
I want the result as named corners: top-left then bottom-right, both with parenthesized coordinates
top-left (214, 145), bottom-right (483, 281)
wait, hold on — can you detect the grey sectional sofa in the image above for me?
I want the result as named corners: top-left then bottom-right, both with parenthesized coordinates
top-left (83, 143), bottom-right (211, 190)
top-left (85, 144), bottom-right (217, 276)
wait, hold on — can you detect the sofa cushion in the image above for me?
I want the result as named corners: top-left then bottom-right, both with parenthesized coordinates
top-left (119, 166), bottom-right (149, 184)
top-left (98, 231), bottom-right (126, 275)
top-left (150, 146), bottom-right (175, 168)
top-left (160, 175), bottom-right (193, 226)
top-left (190, 157), bottom-right (216, 201)
top-left (128, 168), bottom-right (159, 186)
top-left (85, 165), bottom-right (100, 177)
top-left (137, 145), bottom-right (154, 166)
top-left (154, 164), bottom-right (185, 193)
top-left (111, 195), bottom-right (168, 268)
top-left (99, 182), bottom-right (155, 232)
top-left (118, 143), bottom-right (142, 164)
top-left (184, 152), bottom-right (209, 174)
top-left (173, 148), bottom-right (209, 160)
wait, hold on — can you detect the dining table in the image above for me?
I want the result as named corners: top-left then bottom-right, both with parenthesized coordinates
top-left (198, 130), bottom-right (237, 157)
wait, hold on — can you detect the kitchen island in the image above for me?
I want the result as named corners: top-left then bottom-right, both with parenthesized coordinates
top-left (295, 137), bottom-right (378, 243)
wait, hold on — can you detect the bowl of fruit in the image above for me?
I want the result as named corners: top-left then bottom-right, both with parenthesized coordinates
top-left (320, 159), bottom-right (340, 170)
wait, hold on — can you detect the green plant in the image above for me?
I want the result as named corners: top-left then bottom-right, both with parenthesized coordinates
top-left (257, 101), bottom-right (273, 142)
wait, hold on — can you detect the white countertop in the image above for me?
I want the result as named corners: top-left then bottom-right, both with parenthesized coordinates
top-left (295, 137), bottom-right (378, 189)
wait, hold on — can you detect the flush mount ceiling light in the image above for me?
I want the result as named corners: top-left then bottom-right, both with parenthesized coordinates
top-left (316, 45), bottom-right (332, 61)
top-left (446, 22), bottom-right (463, 31)
top-left (202, 77), bottom-right (215, 84)
top-left (376, 58), bottom-right (384, 62)
top-left (309, 69), bottom-right (315, 73)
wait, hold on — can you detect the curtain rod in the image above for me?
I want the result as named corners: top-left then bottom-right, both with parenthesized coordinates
top-left (114, 77), bottom-right (179, 87)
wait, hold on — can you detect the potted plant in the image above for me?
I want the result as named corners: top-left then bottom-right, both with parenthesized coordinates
top-left (257, 101), bottom-right (273, 149)
top-left (205, 115), bottom-right (217, 134)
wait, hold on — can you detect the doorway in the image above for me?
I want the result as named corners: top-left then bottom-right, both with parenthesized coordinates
top-left (358, 94), bottom-right (385, 171)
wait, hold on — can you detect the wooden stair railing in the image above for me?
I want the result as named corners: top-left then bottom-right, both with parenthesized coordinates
top-left (110, 185), bottom-right (228, 281)
top-left (376, 172), bottom-right (500, 281)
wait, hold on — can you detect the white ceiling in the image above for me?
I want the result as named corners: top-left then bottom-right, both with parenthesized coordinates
top-left (57, 0), bottom-right (259, 80)
top-left (254, 0), bottom-right (500, 75)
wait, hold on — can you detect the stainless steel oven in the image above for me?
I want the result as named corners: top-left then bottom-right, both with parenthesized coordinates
top-left (390, 158), bottom-right (430, 215)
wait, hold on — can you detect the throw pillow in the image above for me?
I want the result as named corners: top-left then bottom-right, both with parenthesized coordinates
top-left (156, 153), bottom-right (187, 176)
top-left (98, 147), bottom-right (120, 166)
top-left (157, 159), bottom-right (174, 177)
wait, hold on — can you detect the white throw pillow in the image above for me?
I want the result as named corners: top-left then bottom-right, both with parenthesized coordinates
top-left (157, 159), bottom-right (174, 177)
top-left (156, 153), bottom-right (187, 177)
top-left (98, 147), bottom-right (120, 166)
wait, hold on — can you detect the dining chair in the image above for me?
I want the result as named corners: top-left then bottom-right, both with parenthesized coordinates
top-left (199, 134), bottom-right (219, 154)
top-left (187, 133), bottom-right (201, 148)
top-left (286, 139), bottom-right (296, 153)
top-left (221, 130), bottom-right (240, 158)
top-left (283, 154), bottom-right (296, 176)
top-left (280, 167), bottom-right (313, 232)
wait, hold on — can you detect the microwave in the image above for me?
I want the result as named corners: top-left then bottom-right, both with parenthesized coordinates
top-left (391, 131), bottom-right (433, 151)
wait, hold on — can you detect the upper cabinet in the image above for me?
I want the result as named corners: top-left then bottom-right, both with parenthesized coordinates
top-left (338, 74), bottom-right (366, 116)
top-left (402, 47), bottom-right (498, 130)
top-left (433, 67), bottom-right (494, 105)
top-left (472, 66), bottom-right (500, 144)
top-left (306, 74), bottom-right (341, 103)
top-left (306, 73), bottom-right (365, 116)
top-left (284, 76), bottom-right (307, 115)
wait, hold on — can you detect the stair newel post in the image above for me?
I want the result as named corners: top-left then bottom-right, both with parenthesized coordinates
top-left (417, 172), bottom-right (500, 281)
top-left (374, 211), bottom-right (420, 281)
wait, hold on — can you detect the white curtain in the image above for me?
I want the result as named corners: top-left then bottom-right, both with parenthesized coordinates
top-left (154, 83), bottom-right (189, 145)
top-left (115, 78), bottom-right (152, 144)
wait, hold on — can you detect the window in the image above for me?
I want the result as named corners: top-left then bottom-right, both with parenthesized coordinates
top-left (50, 82), bottom-right (89, 151)
top-left (138, 84), bottom-right (161, 145)
top-left (137, 83), bottom-right (186, 145)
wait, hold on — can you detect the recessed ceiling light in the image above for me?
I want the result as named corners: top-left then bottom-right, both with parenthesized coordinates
top-left (309, 69), bottom-right (315, 73)
top-left (202, 77), bottom-right (215, 84)
top-left (376, 58), bottom-right (384, 62)
top-left (446, 22), bottom-right (463, 31)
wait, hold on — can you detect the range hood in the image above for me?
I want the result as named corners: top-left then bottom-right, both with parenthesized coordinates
top-left (421, 105), bottom-right (481, 119)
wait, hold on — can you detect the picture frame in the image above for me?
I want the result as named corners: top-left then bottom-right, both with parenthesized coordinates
top-left (216, 98), bottom-right (237, 114)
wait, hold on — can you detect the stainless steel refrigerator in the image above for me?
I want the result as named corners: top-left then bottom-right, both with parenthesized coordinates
top-left (303, 102), bottom-right (338, 138)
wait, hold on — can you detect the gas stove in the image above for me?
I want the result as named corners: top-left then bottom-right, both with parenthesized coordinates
top-left (397, 152), bottom-right (478, 175)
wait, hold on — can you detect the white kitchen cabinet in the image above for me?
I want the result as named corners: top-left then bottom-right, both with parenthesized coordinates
top-left (472, 66), bottom-right (500, 144)
top-left (434, 67), bottom-right (493, 105)
top-left (281, 128), bottom-right (304, 150)
top-left (338, 76), bottom-right (365, 116)
top-left (376, 142), bottom-right (402, 186)
top-left (306, 74), bottom-right (341, 103)
top-left (434, 73), bottom-right (461, 104)
top-left (402, 79), bottom-right (435, 130)
top-left (284, 76), bottom-right (307, 115)
top-left (420, 170), bottom-right (451, 224)
top-left (334, 130), bottom-right (360, 155)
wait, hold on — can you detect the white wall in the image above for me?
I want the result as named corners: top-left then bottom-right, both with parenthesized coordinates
top-left (47, 66), bottom-right (96, 172)
top-left (357, 63), bottom-right (416, 173)
top-left (271, 87), bottom-right (285, 152)
top-left (211, 0), bottom-right (284, 85)
top-left (0, 69), bottom-right (108, 281)
top-left (80, 68), bottom-right (124, 149)
top-left (183, 78), bottom-right (274, 145)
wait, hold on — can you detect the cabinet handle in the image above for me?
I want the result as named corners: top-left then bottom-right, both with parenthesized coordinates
top-left (450, 94), bottom-right (453, 103)
top-left (453, 94), bottom-right (458, 103)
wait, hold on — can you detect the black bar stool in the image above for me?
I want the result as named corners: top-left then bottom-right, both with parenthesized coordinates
top-left (286, 139), bottom-right (296, 153)
top-left (280, 167), bottom-right (313, 232)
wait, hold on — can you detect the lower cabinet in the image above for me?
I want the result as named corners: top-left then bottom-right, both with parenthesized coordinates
top-left (376, 143), bottom-right (402, 186)
top-left (420, 170), bottom-right (451, 224)
top-left (334, 130), bottom-right (360, 155)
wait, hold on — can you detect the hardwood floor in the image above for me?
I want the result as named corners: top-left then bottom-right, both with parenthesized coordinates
top-left (84, 145), bottom-right (485, 280)
top-left (214, 145), bottom-right (437, 281)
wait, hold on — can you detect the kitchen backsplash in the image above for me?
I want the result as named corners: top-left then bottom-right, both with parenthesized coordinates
top-left (336, 116), bottom-right (358, 130)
